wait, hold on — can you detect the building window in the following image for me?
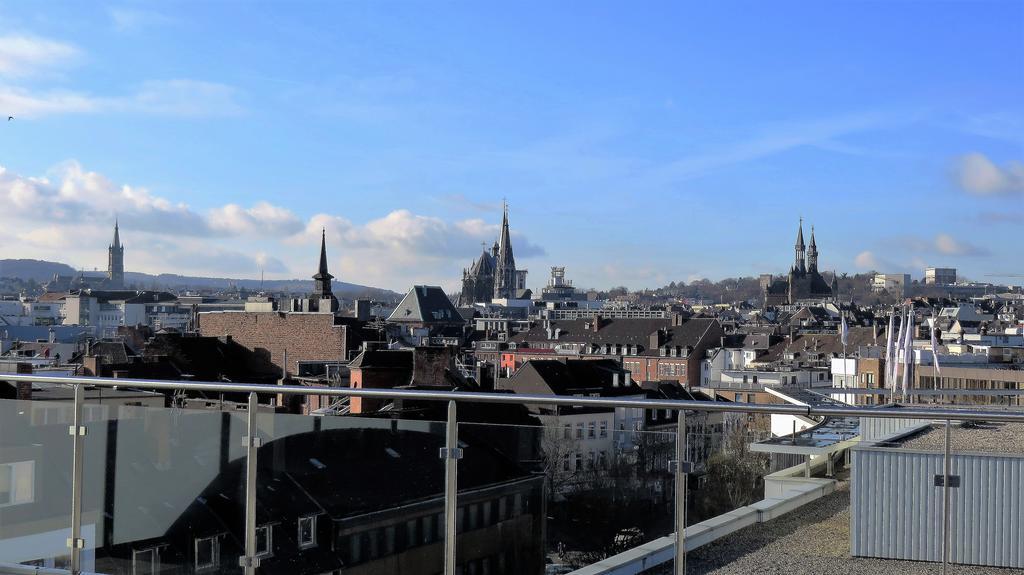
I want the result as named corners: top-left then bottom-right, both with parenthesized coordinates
top-left (598, 451), bottom-right (608, 468)
top-left (349, 533), bottom-right (362, 564)
top-left (599, 421), bottom-right (608, 438)
top-left (384, 525), bottom-right (396, 555)
top-left (132, 548), bottom-right (158, 575)
top-left (194, 536), bottom-right (219, 571)
top-left (298, 515), bottom-right (317, 548)
top-left (573, 453), bottom-right (582, 471)
top-left (587, 452), bottom-right (596, 469)
top-left (576, 423), bottom-right (584, 439)
top-left (406, 519), bottom-right (418, 548)
top-left (498, 497), bottom-right (508, 521)
top-left (658, 362), bottom-right (684, 377)
top-left (422, 514), bottom-right (436, 544)
top-left (587, 422), bottom-right (596, 438)
top-left (563, 424), bottom-right (572, 439)
top-left (0, 461), bottom-right (34, 507)
top-left (562, 453), bottom-right (571, 472)
top-left (255, 525), bottom-right (272, 558)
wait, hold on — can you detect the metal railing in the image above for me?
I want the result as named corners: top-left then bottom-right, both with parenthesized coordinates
top-left (4, 372), bottom-right (1024, 575)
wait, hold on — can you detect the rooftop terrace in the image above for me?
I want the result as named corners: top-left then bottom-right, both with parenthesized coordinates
top-left (687, 479), bottom-right (1019, 575)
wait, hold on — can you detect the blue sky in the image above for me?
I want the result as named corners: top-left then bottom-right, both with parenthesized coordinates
top-left (0, 0), bottom-right (1021, 292)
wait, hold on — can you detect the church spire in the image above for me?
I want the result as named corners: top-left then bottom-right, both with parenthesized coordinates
top-left (807, 225), bottom-right (819, 273)
top-left (794, 218), bottom-right (807, 273)
top-left (313, 228), bottom-right (334, 297)
top-left (107, 218), bottom-right (125, 289)
top-left (493, 200), bottom-right (519, 299)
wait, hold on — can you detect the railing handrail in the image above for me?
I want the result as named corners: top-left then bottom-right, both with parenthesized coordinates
top-left (5, 373), bottom-right (1024, 423)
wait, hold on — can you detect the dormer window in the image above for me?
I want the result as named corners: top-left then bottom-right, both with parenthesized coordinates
top-left (298, 515), bottom-right (318, 549)
top-left (194, 536), bottom-right (220, 571)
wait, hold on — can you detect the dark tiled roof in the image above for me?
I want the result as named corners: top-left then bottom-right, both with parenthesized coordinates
top-left (348, 349), bottom-right (414, 370)
top-left (757, 326), bottom-right (886, 364)
top-left (90, 341), bottom-right (134, 364)
top-left (509, 317), bottom-right (720, 357)
top-left (388, 285), bottom-right (465, 324)
top-left (504, 359), bottom-right (639, 396)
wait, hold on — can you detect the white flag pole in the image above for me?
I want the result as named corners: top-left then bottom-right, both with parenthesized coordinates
top-left (892, 305), bottom-right (906, 402)
top-left (884, 309), bottom-right (895, 400)
top-left (902, 309), bottom-right (914, 403)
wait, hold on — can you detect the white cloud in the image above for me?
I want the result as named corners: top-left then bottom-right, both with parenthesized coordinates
top-left (17, 225), bottom-right (74, 249)
top-left (954, 153), bottom-right (1024, 196)
top-left (208, 202), bottom-right (304, 236)
top-left (934, 233), bottom-right (987, 257)
top-left (0, 31), bottom-right (241, 118)
top-left (854, 251), bottom-right (879, 269)
top-left (0, 161), bottom-right (545, 291)
top-left (124, 79), bottom-right (244, 117)
top-left (108, 7), bottom-right (174, 33)
top-left (0, 35), bottom-right (78, 77)
top-left (644, 111), bottom-right (898, 185)
top-left (0, 80), bottom-right (244, 119)
top-left (291, 210), bottom-right (544, 262)
top-left (0, 161), bottom-right (296, 238)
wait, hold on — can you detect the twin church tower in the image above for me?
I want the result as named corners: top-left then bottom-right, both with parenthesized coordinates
top-left (762, 219), bottom-right (838, 306)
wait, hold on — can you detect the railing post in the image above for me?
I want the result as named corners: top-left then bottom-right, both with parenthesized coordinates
top-left (442, 400), bottom-right (460, 575)
top-left (239, 392), bottom-right (261, 574)
top-left (674, 409), bottom-right (687, 575)
top-left (68, 383), bottom-right (86, 575)
top-left (942, 418), bottom-right (952, 575)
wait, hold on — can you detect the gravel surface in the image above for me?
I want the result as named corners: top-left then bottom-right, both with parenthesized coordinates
top-left (897, 422), bottom-right (1024, 455)
top-left (685, 481), bottom-right (1020, 575)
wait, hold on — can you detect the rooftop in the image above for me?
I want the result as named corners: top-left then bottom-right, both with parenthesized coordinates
top-left (687, 480), bottom-right (1017, 575)
top-left (896, 421), bottom-right (1024, 455)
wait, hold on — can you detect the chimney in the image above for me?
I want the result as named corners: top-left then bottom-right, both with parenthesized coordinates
top-left (354, 299), bottom-right (371, 322)
top-left (592, 315), bottom-right (603, 332)
top-left (15, 362), bottom-right (32, 400)
top-left (650, 329), bottom-right (666, 350)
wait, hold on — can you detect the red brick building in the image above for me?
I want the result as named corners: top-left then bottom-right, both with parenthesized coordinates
top-left (197, 311), bottom-right (364, 377)
top-left (505, 317), bottom-right (723, 388)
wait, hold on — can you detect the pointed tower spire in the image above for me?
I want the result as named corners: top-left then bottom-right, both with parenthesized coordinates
top-left (807, 224), bottom-right (819, 273)
top-left (794, 218), bottom-right (807, 274)
top-left (493, 200), bottom-right (519, 299)
top-left (107, 218), bottom-right (125, 289)
top-left (318, 228), bottom-right (330, 277)
top-left (313, 228), bottom-right (334, 297)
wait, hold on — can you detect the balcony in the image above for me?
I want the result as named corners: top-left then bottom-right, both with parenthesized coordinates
top-left (1, 374), bottom-right (1022, 575)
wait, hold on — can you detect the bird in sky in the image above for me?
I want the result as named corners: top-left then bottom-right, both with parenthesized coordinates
top-left (6, 116), bottom-right (12, 121)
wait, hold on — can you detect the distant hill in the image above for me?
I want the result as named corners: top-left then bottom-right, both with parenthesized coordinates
top-left (0, 259), bottom-right (400, 301)
top-left (0, 259), bottom-right (77, 282)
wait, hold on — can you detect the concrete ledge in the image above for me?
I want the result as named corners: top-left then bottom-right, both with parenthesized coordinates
top-left (568, 476), bottom-right (838, 575)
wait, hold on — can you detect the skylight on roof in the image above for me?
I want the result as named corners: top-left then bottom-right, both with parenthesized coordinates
top-left (309, 458), bottom-right (326, 469)
top-left (385, 447), bottom-right (401, 458)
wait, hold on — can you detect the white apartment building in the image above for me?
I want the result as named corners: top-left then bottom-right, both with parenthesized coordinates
top-left (871, 273), bottom-right (910, 296)
top-left (63, 291), bottom-right (190, 337)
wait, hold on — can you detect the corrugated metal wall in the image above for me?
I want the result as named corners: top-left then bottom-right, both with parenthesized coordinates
top-left (851, 447), bottom-right (1024, 568)
top-left (859, 417), bottom-right (932, 443)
